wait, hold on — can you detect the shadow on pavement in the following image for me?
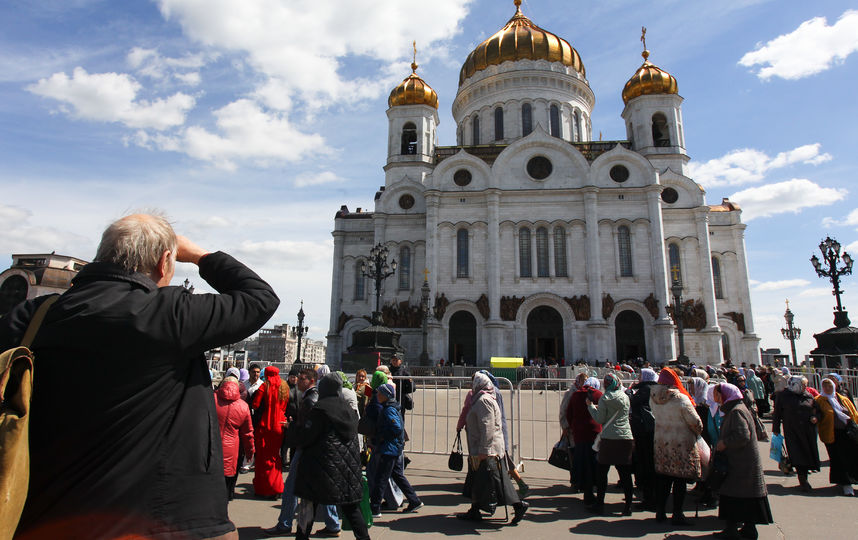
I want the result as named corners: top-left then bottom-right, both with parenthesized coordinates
top-left (382, 513), bottom-right (506, 535)
top-left (568, 515), bottom-right (722, 538)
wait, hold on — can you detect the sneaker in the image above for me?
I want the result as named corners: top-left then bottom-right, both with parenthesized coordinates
top-left (403, 501), bottom-right (424, 513)
top-left (239, 466), bottom-right (250, 474)
top-left (263, 523), bottom-right (292, 536)
top-left (371, 512), bottom-right (382, 519)
top-left (313, 527), bottom-right (341, 537)
top-left (842, 485), bottom-right (855, 496)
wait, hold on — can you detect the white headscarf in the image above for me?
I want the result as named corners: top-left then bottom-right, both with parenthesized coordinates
top-left (706, 384), bottom-right (721, 418)
top-left (820, 378), bottom-right (850, 424)
top-left (473, 371), bottom-right (496, 398)
top-left (787, 375), bottom-right (806, 394)
top-left (639, 368), bottom-right (658, 383)
top-left (584, 376), bottom-right (601, 390)
top-left (690, 377), bottom-right (708, 406)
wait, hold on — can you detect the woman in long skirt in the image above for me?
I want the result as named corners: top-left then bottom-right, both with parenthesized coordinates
top-left (251, 366), bottom-right (289, 497)
top-left (815, 378), bottom-right (858, 496)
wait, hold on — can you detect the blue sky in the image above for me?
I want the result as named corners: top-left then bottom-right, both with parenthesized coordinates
top-left (2, 0), bottom-right (858, 362)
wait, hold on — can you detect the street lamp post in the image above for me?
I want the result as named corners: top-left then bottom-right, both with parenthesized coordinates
top-left (670, 266), bottom-right (689, 365)
top-left (419, 269), bottom-right (430, 365)
top-left (361, 243), bottom-right (397, 325)
top-left (295, 301), bottom-right (308, 364)
top-left (781, 299), bottom-right (801, 366)
top-left (811, 236), bottom-right (854, 328)
top-left (182, 278), bottom-right (194, 294)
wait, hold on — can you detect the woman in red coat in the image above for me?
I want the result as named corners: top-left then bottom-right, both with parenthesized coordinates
top-left (251, 366), bottom-right (290, 497)
top-left (215, 377), bottom-right (254, 500)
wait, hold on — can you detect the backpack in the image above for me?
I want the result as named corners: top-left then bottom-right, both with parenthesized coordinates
top-left (0, 295), bottom-right (58, 539)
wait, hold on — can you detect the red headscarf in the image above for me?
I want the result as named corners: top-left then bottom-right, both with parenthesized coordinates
top-left (261, 366), bottom-right (287, 431)
top-left (658, 366), bottom-right (695, 406)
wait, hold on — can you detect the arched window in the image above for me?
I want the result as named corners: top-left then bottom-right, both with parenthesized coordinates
top-left (457, 229), bottom-right (469, 278)
top-left (399, 246), bottom-right (411, 290)
top-left (519, 228), bottom-right (532, 278)
top-left (712, 256), bottom-right (724, 299)
top-left (456, 126), bottom-right (463, 146)
top-left (571, 111), bottom-right (579, 142)
top-left (354, 260), bottom-right (365, 300)
top-left (652, 113), bottom-right (670, 147)
top-left (536, 227), bottom-right (549, 277)
top-left (400, 122), bottom-right (417, 154)
top-left (472, 116), bottom-right (480, 146)
top-left (721, 333), bottom-right (731, 362)
top-left (522, 103), bottom-right (532, 136)
top-left (576, 110), bottom-right (584, 141)
top-left (554, 226), bottom-right (568, 277)
top-left (494, 107), bottom-right (504, 141)
top-left (550, 104), bottom-right (561, 138)
top-left (618, 226), bottom-right (633, 277)
top-left (668, 243), bottom-right (682, 284)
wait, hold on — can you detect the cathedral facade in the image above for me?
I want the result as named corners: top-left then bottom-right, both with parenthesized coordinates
top-left (326, 2), bottom-right (759, 367)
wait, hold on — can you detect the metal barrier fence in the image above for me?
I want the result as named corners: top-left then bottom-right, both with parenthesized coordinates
top-left (803, 368), bottom-right (858, 397)
top-left (515, 378), bottom-right (577, 464)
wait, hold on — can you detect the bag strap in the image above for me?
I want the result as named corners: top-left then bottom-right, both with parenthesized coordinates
top-left (20, 295), bottom-right (59, 348)
top-left (603, 407), bottom-right (622, 430)
top-left (453, 431), bottom-right (462, 452)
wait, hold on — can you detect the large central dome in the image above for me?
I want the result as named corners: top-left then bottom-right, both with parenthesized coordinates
top-left (458, 0), bottom-right (585, 87)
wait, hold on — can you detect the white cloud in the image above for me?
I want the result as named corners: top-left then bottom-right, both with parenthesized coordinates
top-left (844, 240), bottom-right (858, 253)
top-left (753, 279), bottom-right (811, 291)
top-left (155, 0), bottom-right (472, 110)
top-left (730, 178), bottom-right (846, 221)
top-left (688, 143), bottom-right (832, 188)
top-left (739, 10), bottom-right (858, 80)
top-left (799, 287), bottom-right (833, 298)
top-left (232, 239), bottom-right (332, 267)
top-left (27, 67), bottom-right (195, 130)
top-left (0, 204), bottom-right (90, 255)
top-left (295, 171), bottom-right (345, 188)
top-left (822, 209), bottom-right (858, 228)
top-left (144, 99), bottom-right (328, 169)
top-left (127, 47), bottom-right (207, 86)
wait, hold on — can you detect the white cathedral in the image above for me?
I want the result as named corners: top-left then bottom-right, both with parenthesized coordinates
top-left (326, 1), bottom-right (759, 367)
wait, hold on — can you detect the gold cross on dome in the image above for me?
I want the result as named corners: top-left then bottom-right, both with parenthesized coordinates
top-left (641, 26), bottom-right (647, 51)
top-left (411, 41), bottom-right (418, 72)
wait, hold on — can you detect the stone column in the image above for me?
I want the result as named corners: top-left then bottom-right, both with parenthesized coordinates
top-left (486, 190), bottom-right (501, 318)
top-left (695, 208), bottom-right (721, 332)
top-left (645, 184), bottom-right (676, 363)
top-left (732, 223), bottom-right (760, 363)
top-left (583, 188), bottom-right (609, 361)
top-left (326, 229), bottom-right (346, 368)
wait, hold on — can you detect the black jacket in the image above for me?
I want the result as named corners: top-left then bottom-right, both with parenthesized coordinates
top-left (294, 396), bottom-right (362, 505)
top-left (628, 381), bottom-right (657, 435)
top-left (0, 252), bottom-right (278, 539)
top-left (389, 363), bottom-right (414, 409)
top-left (284, 385), bottom-right (318, 449)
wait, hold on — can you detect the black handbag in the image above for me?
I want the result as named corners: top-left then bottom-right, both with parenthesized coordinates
top-left (448, 432), bottom-right (464, 471)
top-left (548, 439), bottom-right (571, 470)
top-left (846, 419), bottom-right (858, 445)
top-left (707, 451), bottom-right (729, 491)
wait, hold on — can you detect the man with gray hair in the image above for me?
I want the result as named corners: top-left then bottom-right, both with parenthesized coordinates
top-left (0, 213), bottom-right (280, 539)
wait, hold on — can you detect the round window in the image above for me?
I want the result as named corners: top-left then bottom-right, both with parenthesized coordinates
top-left (526, 156), bottom-right (553, 180)
top-left (661, 187), bottom-right (679, 204)
top-left (610, 165), bottom-right (629, 183)
top-left (398, 194), bottom-right (415, 209)
top-left (453, 169), bottom-right (472, 186)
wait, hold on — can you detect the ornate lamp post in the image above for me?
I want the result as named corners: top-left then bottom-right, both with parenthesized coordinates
top-left (361, 243), bottom-right (397, 325)
top-left (781, 299), bottom-right (801, 366)
top-left (670, 266), bottom-right (690, 365)
top-left (294, 301), bottom-right (309, 364)
top-left (811, 237), bottom-right (853, 328)
top-left (182, 278), bottom-right (194, 294)
top-left (419, 269), bottom-right (431, 366)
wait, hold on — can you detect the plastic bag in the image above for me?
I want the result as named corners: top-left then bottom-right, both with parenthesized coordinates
top-left (696, 436), bottom-right (711, 480)
top-left (769, 433), bottom-right (784, 462)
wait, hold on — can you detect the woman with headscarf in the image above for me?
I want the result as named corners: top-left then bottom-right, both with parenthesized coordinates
top-left (629, 368), bottom-right (658, 510)
top-left (771, 375), bottom-right (820, 492)
top-left (826, 372), bottom-right (855, 403)
top-left (650, 367), bottom-right (702, 526)
top-left (745, 369), bottom-right (768, 417)
top-left (215, 375), bottom-right (254, 500)
top-left (815, 378), bottom-right (858, 496)
top-left (714, 383), bottom-right (773, 539)
top-left (566, 376), bottom-right (603, 507)
top-left (251, 366), bottom-right (289, 497)
top-left (294, 373), bottom-right (369, 540)
top-left (458, 372), bottom-right (528, 525)
top-left (587, 372), bottom-right (635, 515)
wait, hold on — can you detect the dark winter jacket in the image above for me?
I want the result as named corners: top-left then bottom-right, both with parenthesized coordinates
top-left (284, 385), bottom-right (319, 449)
top-left (294, 375), bottom-right (362, 505)
top-left (376, 399), bottom-right (405, 456)
top-left (772, 388), bottom-right (821, 470)
top-left (628, 381), bottom-right (657, 436)
top-left (0, 252), bottom-right (278, 539)
top-left (389, 363), bottom-right (414, 409)
top-left (718, 399), bottom-right (768, 498)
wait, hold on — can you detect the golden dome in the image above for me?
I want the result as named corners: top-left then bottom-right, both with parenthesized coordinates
top-left (622, 49), bottom-right (678, 104)
top-left (459, 0), bottom-right (585, 87)
top-left (388, 62), bottom-right (438, 109)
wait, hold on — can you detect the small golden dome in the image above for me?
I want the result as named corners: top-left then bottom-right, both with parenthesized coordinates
top-left (622, 49), bottom-right (678, 104)
top-left (388, 61), bottom-right (439, 109)
top-left (459, 0), bottom-right (585, 87)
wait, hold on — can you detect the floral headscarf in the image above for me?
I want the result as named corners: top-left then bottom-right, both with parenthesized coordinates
top-left (604, 372), bottom-right (621, 392)
top-left (584, 376), bottom-right (601, 390)
top-left (787, 375), bottom-right (806, 394)
top-left (336, 371), bottom-right (353, 390)
top-left (689, 377), bottom-right (708, 406)
top-left (473, 372), bottom-right (496, 399)
top-left (639, 368), bottom-right (658, 383)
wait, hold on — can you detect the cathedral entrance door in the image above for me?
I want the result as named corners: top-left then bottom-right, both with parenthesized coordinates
top-left (527, 306), bottom-right (564, 362)
top-left (448, 310), bottom-right (477, 365)
top-left (615, 310), bottom-right (646, 363)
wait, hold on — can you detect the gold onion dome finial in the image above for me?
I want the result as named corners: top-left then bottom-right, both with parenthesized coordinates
top-left (622, 26), bottom-right (678, 104)
top-left (459, 0), bottom-right (585, 87)
top-left (388, 41), bottom-right (439, 109)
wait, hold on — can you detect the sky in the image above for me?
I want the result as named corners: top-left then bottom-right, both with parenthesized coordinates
top-left (2, 0), bottom-right (858, 363)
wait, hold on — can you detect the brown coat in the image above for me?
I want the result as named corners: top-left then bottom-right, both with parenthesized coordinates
top-left (650, 385), bottom-right (703, 479)
top-left (815, 393), bottom-right (858, 444)
top-left (718, 399), bottom-right (767, 498)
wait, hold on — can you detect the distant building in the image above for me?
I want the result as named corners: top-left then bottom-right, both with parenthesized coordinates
top-left (0, 253), bottom-right (88, 316)
top-left (760, 348), bottom-right (789, 366)
top-left (257, 323), bottom-right (327, 365)
top-left (300, 338), bottom-right (327, 365)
